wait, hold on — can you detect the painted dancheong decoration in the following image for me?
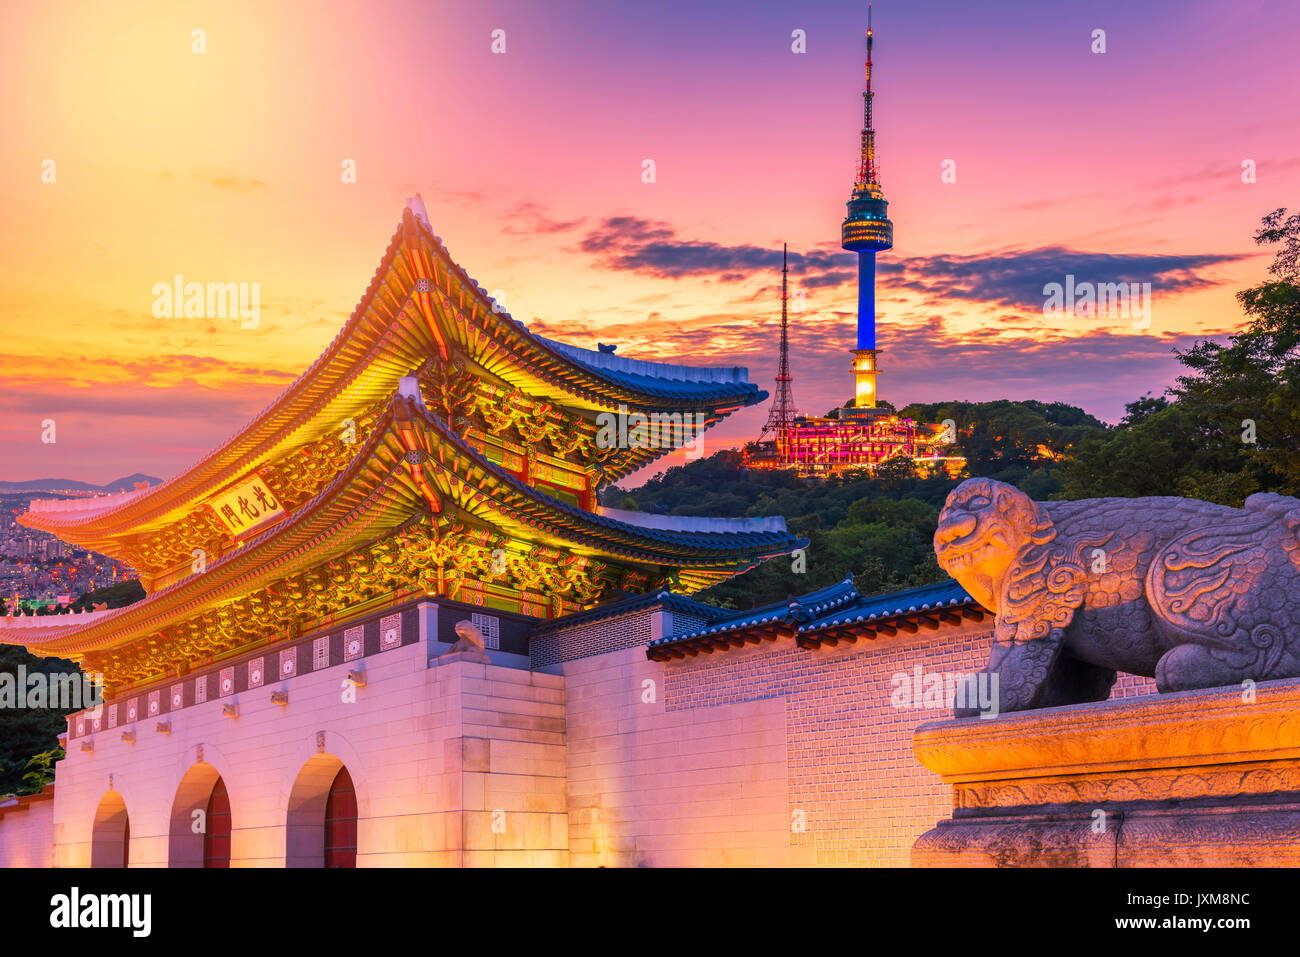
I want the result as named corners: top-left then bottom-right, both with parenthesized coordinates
top-left (935, 477), bottom-right (1300, 714)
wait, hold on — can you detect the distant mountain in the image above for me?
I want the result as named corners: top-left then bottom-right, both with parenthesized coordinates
top-left (99, 474), bottom-right (164, 494)
top-left (0, 474), bottom-right (164, 494)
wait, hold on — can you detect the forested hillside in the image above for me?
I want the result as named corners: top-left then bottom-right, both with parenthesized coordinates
top-left (603, 399), bottom-right (1099, 611)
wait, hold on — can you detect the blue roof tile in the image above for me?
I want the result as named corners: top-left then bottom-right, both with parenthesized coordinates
top-left (648, 574), bottom-right (861, 647)
top-left (645, 577), bottom-right (982, 656)
top-left (800, 579), bottom-right (976, 632)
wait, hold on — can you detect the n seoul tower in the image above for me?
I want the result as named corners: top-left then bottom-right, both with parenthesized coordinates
top-left (840, 3), bottom-right (893, 409)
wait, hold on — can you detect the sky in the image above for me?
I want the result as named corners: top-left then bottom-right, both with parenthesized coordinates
top-left (2, 0), bottom-right (1298, 485)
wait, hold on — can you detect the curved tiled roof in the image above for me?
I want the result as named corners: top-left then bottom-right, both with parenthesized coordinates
top-left (7, 405), bottom-right (427, 659)
top-left (413, 404), bottom-right (807, 570)
top-left (800, 579), bottom-right (976, 633)
top-left (5, 395), bottom-right (805, 667)
top-left (19, 200), bottom-right (766, 546)
top-left (595, 507), bottom-right (788, 535)
top-left (535, 336), bottom-right (760, 402)
top-left (646, 577), bottom-right (988, 660)
top-left (647, 574), bottom-right (860, 649)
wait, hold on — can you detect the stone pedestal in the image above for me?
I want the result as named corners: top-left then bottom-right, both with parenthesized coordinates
top-left (911, 678), bottom-right (1300, 866)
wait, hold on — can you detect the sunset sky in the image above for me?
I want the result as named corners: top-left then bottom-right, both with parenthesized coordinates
top-left (3, 0), bottom-right (1298, 485)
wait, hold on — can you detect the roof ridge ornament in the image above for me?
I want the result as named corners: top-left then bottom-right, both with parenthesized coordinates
top-left (397, 375), bottom-right (429, 413)
top-left (405, 194), bottom-right (434, 233)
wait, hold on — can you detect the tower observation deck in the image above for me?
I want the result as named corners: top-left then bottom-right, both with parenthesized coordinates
top-left (841, 4), bottom-right (893, 409)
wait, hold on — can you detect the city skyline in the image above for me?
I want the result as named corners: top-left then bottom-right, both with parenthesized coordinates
top-left (3, 0), bottom-right (1298, 483)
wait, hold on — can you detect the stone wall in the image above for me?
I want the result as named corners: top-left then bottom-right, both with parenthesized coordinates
top-left (563, 644), bottom-right (806, 867)
top-left (561, 619), bottom-right (1158, 867)
top-left (429, 651), bottom-right (569, 867)
top-left (0, 791), bottom-right (55, 867)
top-left (30, 601), bottom-right (570, 867)
top-left (561, 622), bottom-right (991, 865)
top-left (913, 677), bottom-right (1300, 866)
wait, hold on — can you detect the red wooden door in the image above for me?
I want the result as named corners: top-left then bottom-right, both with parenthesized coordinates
top-left (203, 777), bottom-right (231, 868)
top-left (324, 767), bottom-right (357, 868)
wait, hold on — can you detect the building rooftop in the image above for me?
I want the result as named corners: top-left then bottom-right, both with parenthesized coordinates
top-left (646, 576), bottom-right (986, 660)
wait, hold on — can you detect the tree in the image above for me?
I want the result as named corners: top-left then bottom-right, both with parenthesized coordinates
top-left (899, 398), bottom-right (1107, 485)
top-left (1060, 210), bottom-right (1299, 505)
top-left (0, 646), bottom-right (80, 794)
top-left (0, 578), bottom-right (145, 794)
top-left (1171, 208), bottom-right (1300, 495)
top-left (1059, 402), bottom-right (1256, 503)
top-left (20, 747), bottom-right (63, 794)
top-left (1120, 393), bottom-right (1169, 426)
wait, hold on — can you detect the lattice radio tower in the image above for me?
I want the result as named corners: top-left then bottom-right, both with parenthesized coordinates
top-left (759, 243), bottom-right (798, 449)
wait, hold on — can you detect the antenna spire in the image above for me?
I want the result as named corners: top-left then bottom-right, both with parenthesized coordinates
top-left (760, 243), bottom-right (797, 448)
top-left (858, 5), bottom-right (878, 188)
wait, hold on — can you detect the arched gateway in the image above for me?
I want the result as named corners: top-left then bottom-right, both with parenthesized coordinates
top-left (168, 762), bottom-right (231, 868)
top-left (286, 754), bottom-right (357, 868)
top-left (90, 789), bottom-right (129, 868)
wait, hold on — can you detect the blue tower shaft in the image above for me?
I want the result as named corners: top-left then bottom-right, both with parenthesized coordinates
top-left (856, 251), bottom-right (877, 351)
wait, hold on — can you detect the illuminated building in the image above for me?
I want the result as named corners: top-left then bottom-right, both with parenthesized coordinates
top-left (0, 199), bottom-right (806, 867)
top-left (776, 407), bottom-right (959, 477)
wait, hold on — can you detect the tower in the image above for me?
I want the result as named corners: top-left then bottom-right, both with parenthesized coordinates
top-left (759, 243), bottom-right (797, 454)
top-left (840, 4), bottom-right (893, 409)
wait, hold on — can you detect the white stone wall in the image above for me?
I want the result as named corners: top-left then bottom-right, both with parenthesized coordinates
top-left (560, 645), bottom-right (813, 867)
top-left (6, 603), bottom-right (1065, 868)
top-left (558, 620), bottom-right (1006, 867)
top-left (42, 606), bottom-right (569, 867)
top-left (432, 653), bottom-right (568, 867)
top-left (53, 634), bottom-right (433, 866)
top-left (0, 797), bottom-right (55, 867)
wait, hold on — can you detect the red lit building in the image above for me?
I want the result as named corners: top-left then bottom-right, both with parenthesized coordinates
top-left (746, 406), bottom-right (964, 478)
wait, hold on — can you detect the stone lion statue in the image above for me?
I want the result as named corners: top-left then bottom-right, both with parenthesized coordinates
top-left (934, 477), bottom-right (1300, 715)
top-left (452, 619), bottom-right (486, 650)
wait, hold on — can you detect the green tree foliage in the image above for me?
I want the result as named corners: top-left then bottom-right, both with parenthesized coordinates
top-left (0, 645), bottom-right (79, 795)
top-left (900, 399), bottom-right (1107, 483)
top-left (1170, 208), bottom-right (1300, 496)
top-left (1061, 209), bottom-right (1300, 504)
top-left (697, 495), bottom-right (949, 611)
top-left (1059, 400), bottom-right (1258, 503)
top-left (20, 747), bottom-right (63, 794)
top-left (0, 578), bottom-right (146, 794)
top-left (66, 578), bottom-right (145, 613)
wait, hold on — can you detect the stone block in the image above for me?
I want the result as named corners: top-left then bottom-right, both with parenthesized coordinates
top-left (461, 737), bottom-right (491, 773)
top-left (912, 677), bottom-right (1300, 866)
